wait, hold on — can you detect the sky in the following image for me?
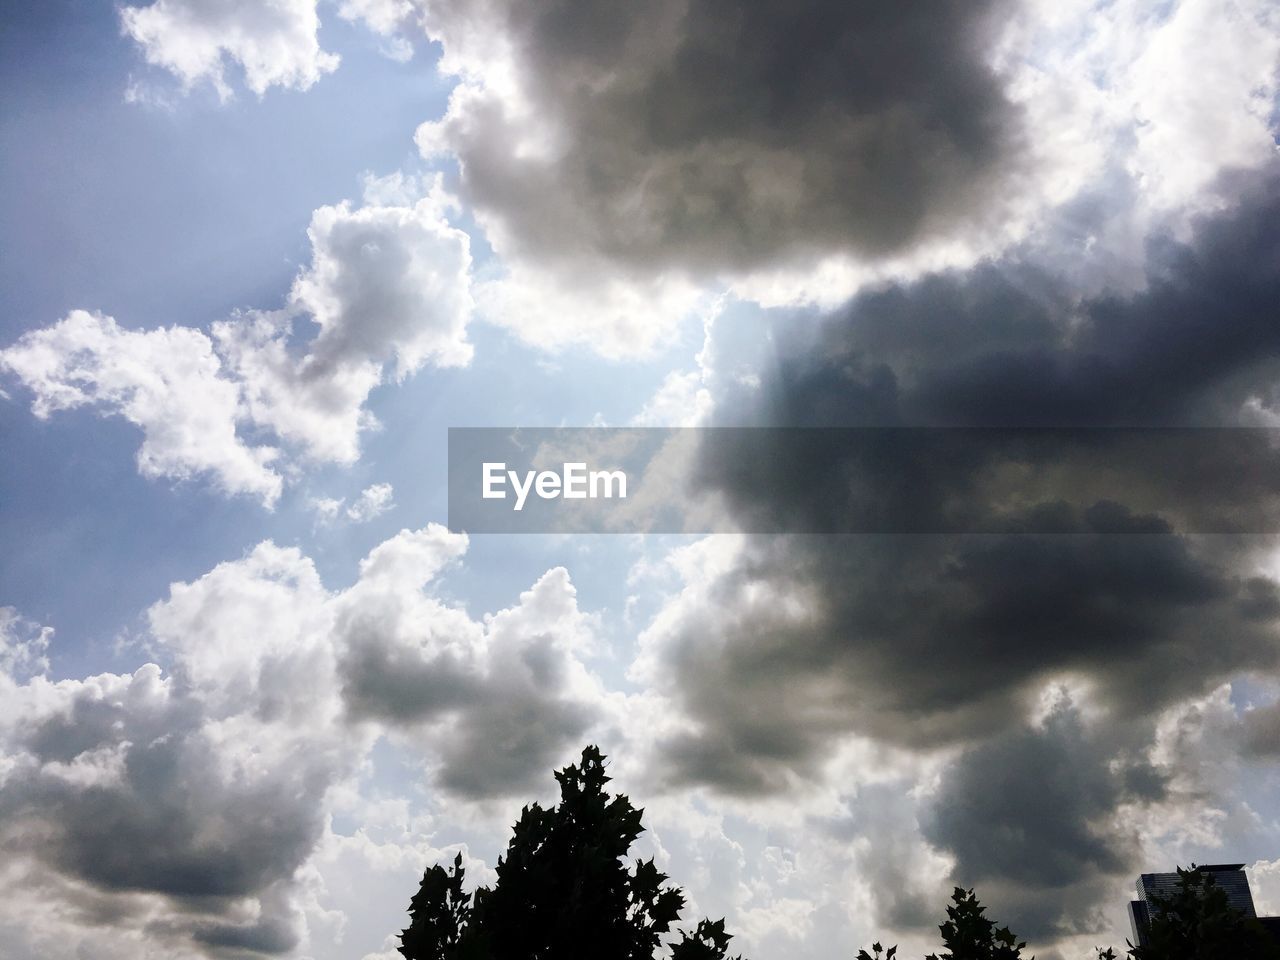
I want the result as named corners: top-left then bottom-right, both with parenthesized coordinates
top-left (0, 0), bottom-right (1279, 958)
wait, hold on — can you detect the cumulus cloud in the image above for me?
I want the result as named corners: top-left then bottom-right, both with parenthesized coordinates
top-left (700, 169), bottom-right (1280, 437)
top-left (397, 0), bottom-right (1279, 353)
top-left (1252, 859), bottom-right (1280, 915)
top-left (291, 191), bottom-right (473, 379)
top-left (115, 0), bottom-right (1280, 355)
top-left (217, 185), bottom-right (473, 465)
top-left (646, 165), bottom-right (1280, 759)
top-left (308, 495), bottom-right (346, 523)
top-left (471, 261), bottom-right (709, 358)
top-left (307, 484), bottom-right (400, 525)
top-left (1085, 0), bottom-right (1279, 214)
top-left (0, 558), bottom-right (351, 955)
top-left (635, 529), bottom-right (1280, 795)
top-left (336, 530), bottom-right (603, 797)
top-left (423, 0), bottom-right (1025, 267)
top-left (626, 169), bottom-right (1280, 955)
top-left (632, 370), bottom-right (713, 427)
top-left (0, 607), bottom-right (52, 680)
top-left (409, 0), bottom-right (1032, 350)
top-left (922, 694), bottom-right (1144, 940)
top-left (916, 683), bottom-right (1271, 950)
top-left (995, 0), bottom-right (1280, 214)
top-left (22, 3), bottom-right (1280, 958)
top-left (347, 482), bottom-right (396, 522)
top-left (338, 0), bottom-right (414, 37)
top-left (118, 0), bottom-right (430, 96)
top-left (1242, 699), bottom-right (1280, 757)
top-left (0, 525), bottom-right (604, 957)
top-left (338, 0), bottom-right (417, 60)
top-left (1, 184), bottom-right (472, 503)
top-left (120, 0), bottom-right (340, 98)
top-left (0, 310), bottom-right (283, 504)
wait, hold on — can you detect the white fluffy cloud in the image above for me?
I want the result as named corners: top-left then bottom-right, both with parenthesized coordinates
top-left (1126, 0), bottom-right (1279, 208)
top-left (346, 482), bottom-right (395, 521)
top-left (292, 192), bottom-right (473, 380)
top-left (334, 528), bottom-right (604, 796)
top-left (0, 566), bottom-right (353, 956)
top-left (470, 259), bottom-right (709, 359)
top-left (315, 481), bottom-right (399, 523)
top-left (211, 309), bottom-right (383, 471)
top-left (0, 310), bottom-right (283, 504)
top-left (120, 0), bottom-right (429, 96)
top-left (0, 525), bottom-right (606, 958)
top-left (308, 481), bottom-right (394, 527)
top-left (18, 4), bottom-right (1280, 958)
top-left (0, 608), bottom-right (51, 682)
top-left (1, 185), bottom-right (473, 503)
top-left (338, 0), bottom-right (414, 36)
top-left (406, 0), bottom-right (1034, 354)
top-left (338, 0), bottom-right (416, 60)
top-left (218, 184), bottom-right (473, 465)
top-left (121, 0), bottom-right (340, 98)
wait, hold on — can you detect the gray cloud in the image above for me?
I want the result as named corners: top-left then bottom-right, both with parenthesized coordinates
top-left (706, 168), bottom-right (1280, 431)
top-left (192, 886), bottom-right (306, 957)
top-left (922, 698), bottom-right (1148, 940)
top-left (334, 550), bottom-right (604, 799)
top-left (648, 528), bottom-right (1278, 797)
top-left (674, 169), bottom-right (1280, 544)
top-left (617, 171), bottom-right (1280, 960)
top-left (423, 0), bottom-right (1027, 275)
top-left (639, 171), bottom-right (1280, 941)
top-left (433, 659), bottom-right (596, 798)
top-left (1242, 701), bottom-right (1280, 758)
top-left (816, 781), bottom-right (946, 934)
top-left (0, 667), bottom-right (328, 956)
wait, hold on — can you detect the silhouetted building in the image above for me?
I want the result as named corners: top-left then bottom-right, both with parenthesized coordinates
top-left (1128, 863), bottom-right (1275, 949)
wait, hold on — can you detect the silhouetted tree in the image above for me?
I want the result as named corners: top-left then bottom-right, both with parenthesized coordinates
top-left (400, 852), bottom-right (472, 959)
top-left (856, 887), bottom-right (1028, 960)
top-left (670, 918), bottom-right (743, 960)
top-left (925, 887), bottom-right (1030, 960)
top-left (856, 942), bottom-right (897, 960)
top-left (398, 746), bottom-right (743, 960)
top-left (1094, 866), bottom-right (1280, 960)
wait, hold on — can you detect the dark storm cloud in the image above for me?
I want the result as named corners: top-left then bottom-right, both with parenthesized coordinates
top-left (650, 170), bottom-right (1280, 793)
top-left (712, 169), bottom-right (1280, 430)
top-left (638, 169), bottom-right (1280, 940)
top-left (922, 700), bottom-right (1149, 940)
top-left (691, 428), bottom-right (1280, 534)
top-left (656, 528), bottom-right (1278, 795)
top-left (680, 168), bottom-right (1280, 537)
top-left (430, 0), bottom-right (1027, 271)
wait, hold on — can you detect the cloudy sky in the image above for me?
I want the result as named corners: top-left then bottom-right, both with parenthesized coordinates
top-left (2, 1), bottom-right (1280, 957)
